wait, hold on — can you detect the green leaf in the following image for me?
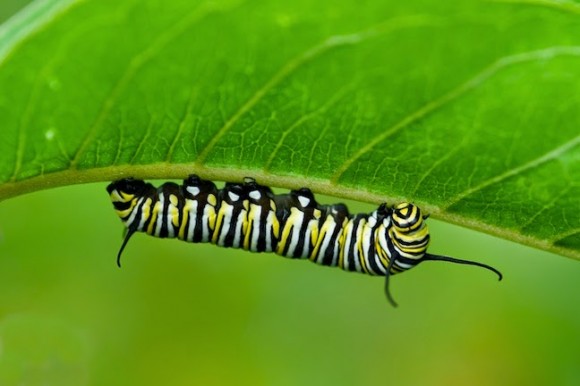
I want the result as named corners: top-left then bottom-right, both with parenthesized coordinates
top-left (0, 0), bottom-right (578, 259)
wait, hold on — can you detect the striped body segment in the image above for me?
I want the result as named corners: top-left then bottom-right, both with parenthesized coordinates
top-left (107, 176), bottom-right (426, 276)
top-left (107, 175), bottom-right (502, 306)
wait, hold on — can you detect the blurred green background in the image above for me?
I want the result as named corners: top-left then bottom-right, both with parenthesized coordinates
top-left (1, 2), bottom-right (580, 386)
top-left (1, 183), bottom-right (579, 386)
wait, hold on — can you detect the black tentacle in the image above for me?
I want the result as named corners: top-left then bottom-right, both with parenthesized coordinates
top-left (422, 253), bottom-right (502, 281)
top-left (117, 227), bottom-right (136, 268)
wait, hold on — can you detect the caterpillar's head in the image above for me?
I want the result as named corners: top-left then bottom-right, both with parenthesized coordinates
top-left (384, 202), bottom-right (502, 307)
top-left (389, 202), bottom-right (430, 262)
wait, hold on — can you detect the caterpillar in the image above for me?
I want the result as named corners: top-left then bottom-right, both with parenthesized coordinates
top-left (106, 175), bottom-right (502, 306)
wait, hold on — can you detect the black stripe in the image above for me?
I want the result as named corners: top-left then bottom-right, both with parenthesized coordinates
top-left (182, 176), bottom-right (218, 243)
top-left (344, 215), bottom-right (363, 272)
top-left (365, 225), bottom-right (383, 275)
top-left (157, 183), bottom-right (181, 238)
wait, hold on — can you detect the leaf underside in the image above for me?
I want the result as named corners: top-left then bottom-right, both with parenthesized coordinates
top-left (0, 0), bottom-right (578, 259)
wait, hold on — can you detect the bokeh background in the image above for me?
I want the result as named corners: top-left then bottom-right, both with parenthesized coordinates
top-left (0, 183), bottom-right (579, 386)
top-left (1, 2), bottom-right (580, 386)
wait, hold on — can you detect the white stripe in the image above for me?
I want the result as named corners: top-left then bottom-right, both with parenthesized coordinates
top-left (361, 222), bottom-right (374, 273)
top-left (166, 197), bottom-right (176, 238)
top-left (286, 210), bottom-right (304, 257)
top-left (186, 200), bottom-right (198, 241)
top-left (232, 211), bottom-right (244, 247)
top-left (331, 219), bottom-right (345, 266)
top-left (126, 197), bottom-right (143, 228)
top-left (367, 212), bottom-right (377, 228)
top-left (342, 221), bottom-right (354, 270)
top-left (137, 198), bottom-right (150, 231)
top-left (217, 205), bottom-right (234, 246)
top-left (395, 261), bottom-right (413, 269)
top-left (155, 196), bottom-right (164, 237)
top-left (376, 225), bottom-right (391, 259)
top-left (250, 205), bottom-right (262, 251)
top-left (264, 211), bottom-right (275, 252)
top-left (186, 186), bottom-right (200, 196)
top-left (374, 253), bottom-right (387, 274)
top-left (201, 207), bottom-right (210, 242)
top-left (396, 248), bottom-right (420, 259)
top-left (316, 219), bottom-right (336, 264)
top-left (111, 190), bottom-right (125, 202)
top-left (298, 195), bottom-right (310, 207)
top-left (352, 221), bottom-right (364, 272)
top-left (331, 232), bottom-right (340, 267)
top-left (301, 220), bottom-right (318, 258)
top-left (383, 216), bottom-right (392, 227)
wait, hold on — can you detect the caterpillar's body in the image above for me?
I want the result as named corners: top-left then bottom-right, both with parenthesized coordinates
top-left (107, 175), bottom-right (501, 306)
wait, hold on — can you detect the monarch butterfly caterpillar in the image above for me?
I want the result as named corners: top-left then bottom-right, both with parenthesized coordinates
top-left (107, 175), bottom-right (502, 306)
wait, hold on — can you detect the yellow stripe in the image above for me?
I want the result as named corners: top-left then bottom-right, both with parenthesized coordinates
top-left (120, 191), bottom-right (132, 200)
top-left (110, 190), bottom-right (133, 202)
top-left (204, 195), bottom-right (218, 231)
top-left (309, 221), bottom-right (319, 250)
top-left (276, 208), bottom-right (300, 255)
top-left (147, 201), bottom-right (161, 235)
top-left (212, 204), bottom-right (229, 244)
top-left (393, 205), bottom-right (423, 231)
top-left (178, 200), bottom-right (191, 240)
top-left (356, 220), bottom-right (369, 274)
top-left (271, 200), bottom-right (280, 238)
top-left (141, 198), bottom-right (152, 226)
top-left (114, 197), bottom-right (140, 219)
top-left (244, 204), bottom-right (259, 250)
top-left (339, 220), bottom-right (353, 268)
top-left (169, 195), bottom-right (179, 228)
top-left (241, 200), bottom-right (249, 240)
top-left (390, 225), bottom-right (429, 243)
top-left (115, 206), bottom-right (135, 218)
top-left (207, 212), bottom-right (216, 231)
top-left (409, 205), bottom-right (418, 219)
top-left (376, 242), bottom-right (389, 266)
top-left (310, 216), bottom-right (333, 261)
top-left (207, 194), bottom-right (217, 206)
top-left (309, 209), bottom-right (321, 250)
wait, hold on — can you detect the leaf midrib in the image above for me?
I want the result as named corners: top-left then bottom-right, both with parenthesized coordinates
top-left (0, 163), bottom-right (577, 259)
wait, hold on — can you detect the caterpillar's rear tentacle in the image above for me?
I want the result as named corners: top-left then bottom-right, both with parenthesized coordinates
top-left (116, 227), bottom-right (136, 268)
top-left (384, 255), bottom-right (398, 307)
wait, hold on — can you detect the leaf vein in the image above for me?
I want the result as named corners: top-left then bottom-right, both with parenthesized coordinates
top-left (166, 85), bottom-right (199, 163)
top-left (9, 30), bottom-right (77, 181)
top-left (195, 14), bottom-right (442, 165)
top-left (410, 138), bottom-right (469, 196)
top-left (331, 45), bottom-right (580, 183)
top-left (129, 116), bottom-right (155, 164)
top-left (264, 83), bottom-right (353, 171)
top-left (519, 185), bottom-right (573, 232)
top-left (444, 135), bottom-right (580, 209)
top-left (69, 1), bottom-right (229, 168)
